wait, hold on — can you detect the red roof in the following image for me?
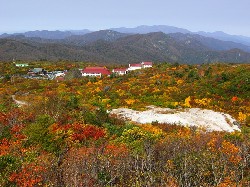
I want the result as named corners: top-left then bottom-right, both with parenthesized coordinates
top-left (142, 62), bottom-right (153, 65)
top-left (130, 64), bottom-right (142, 67)
top-left (82, 67), bottom-right (111, 75)
top-left (113, 68), bottom-right (127, 72)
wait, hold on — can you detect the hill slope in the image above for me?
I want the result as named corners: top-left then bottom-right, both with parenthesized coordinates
top-left (63, 30), bottom-right (130, 46)
top-left (1, 25), bottom-right (250, 47)
top-left (197, 31), bottom-right (250, 47)
top-left (1, 32), bottom-right (250, 64)
top-left (111, 25), bottom-right (250, 47)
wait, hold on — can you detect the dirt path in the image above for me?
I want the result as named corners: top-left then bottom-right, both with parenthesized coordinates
top-left (11, 95), bottom-right (29, 107)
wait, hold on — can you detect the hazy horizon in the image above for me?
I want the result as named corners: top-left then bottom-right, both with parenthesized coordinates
top-left (1, 25), bottom-right (250, 38)
top-left (1, 0), bottom-right (250, 37)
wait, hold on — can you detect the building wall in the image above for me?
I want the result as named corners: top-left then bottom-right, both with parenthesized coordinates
top-left (143, 65), bottom-right (152, 68)
top-left (16, 64), bottom-right (29, 67)
top-left (82, 73), bottom-right (102, 77)
top-left (112, 70), bottom-right (127, 75)
top-left (127, 66), bottom-right (142, 71)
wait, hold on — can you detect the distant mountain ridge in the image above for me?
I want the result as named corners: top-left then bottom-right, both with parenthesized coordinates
top-left (1, 31), bottom-right (250, 64)
top-left (1, 25), bottom-right (250, 47)
top-left (110, 25), bottom-right (250, 47)
top-left (0, 29), bottom-right (91, 40)
top-left (111, 25), bottom-right (191, 34)
top-left (63, 30), bottom-right (130, 46)
top-left (196, 31), bottom-right (250, 47)
top-left (168, 33), bottom-right (250, 52)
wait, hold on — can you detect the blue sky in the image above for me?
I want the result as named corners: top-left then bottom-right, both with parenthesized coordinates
top-left (1, 0), bottom-right (250, 36)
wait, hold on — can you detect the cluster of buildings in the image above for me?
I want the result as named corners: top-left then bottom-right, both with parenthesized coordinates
top-left (83, 61), bottom-right (153, 77)
top-left (26, 68), bottom-right (67, 80)
top-left (14, 61), bottom-right (153, 80)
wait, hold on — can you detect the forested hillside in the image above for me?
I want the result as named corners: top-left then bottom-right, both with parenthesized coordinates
top-left (0, 62), bottom-right (249, 186)
top-left (1, 32), bottom-right (250, 64)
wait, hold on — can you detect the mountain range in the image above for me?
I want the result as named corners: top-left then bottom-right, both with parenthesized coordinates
top-left (2, 25), bottom-right (250, 46)
top-left (112, 25), bottom-right (250, 47)
top-left (1, 25), bottom-right (250, 64)
top-left (0, 29), bottom-right (91, 40)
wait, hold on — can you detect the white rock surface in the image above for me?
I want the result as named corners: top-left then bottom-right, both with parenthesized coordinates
top-left (110, 107), bottom-right (240, 132)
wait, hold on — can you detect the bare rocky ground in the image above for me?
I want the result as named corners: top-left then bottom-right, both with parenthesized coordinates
top-left (110, 106), bottom-right (241, 132)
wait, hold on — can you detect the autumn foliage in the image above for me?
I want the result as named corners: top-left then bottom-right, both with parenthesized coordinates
top-left (0, 62), bottom-right (250, 186)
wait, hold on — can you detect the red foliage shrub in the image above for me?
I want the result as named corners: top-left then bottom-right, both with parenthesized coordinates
top-left (71, 124), bottom-right (106, 142)
top-left (9, 164), bottom-right (45, 187)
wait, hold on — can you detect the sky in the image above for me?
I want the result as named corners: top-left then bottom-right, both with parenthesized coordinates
top-left (0, 0), bottom-right (250, 36)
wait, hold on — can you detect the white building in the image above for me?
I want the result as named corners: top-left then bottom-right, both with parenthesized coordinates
top-left (127, 63), bottom-right (142, 71)
top-left (112, 68), bottom-right (128, 75)
top-left (82, 67), bottom-right (111, 77)
top-left (141, 61), bottom-right (153, 68)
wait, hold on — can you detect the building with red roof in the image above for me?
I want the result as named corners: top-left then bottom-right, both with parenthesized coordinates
top-left (82, 67), bottom-right (111, 77)
top-left (141, 61), bottom-right (153, 68)
top-left (127, 63), bottom-right (142, 71)
top-left (112, 68), bottom-right (128, 75)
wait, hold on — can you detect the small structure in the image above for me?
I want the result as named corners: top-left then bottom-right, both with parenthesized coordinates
top-left (15, 63), bottom-right (29, 67)
top-left (82, 67), bottom-right (111, 77)
top-left (141, 61), bottom-right (153, 68)
top-left (127, 62), bottom-right (153, 71)
top-left (112, 68), bottom-right (128, 75)
top-left (28, 68), bottom-right (46, 76)
top-left (31, 68), bottom-right (44, 73)
top-left (54, 71), bottom-right (65, 77)
top-left (127, 63), bottom-right (142, 71)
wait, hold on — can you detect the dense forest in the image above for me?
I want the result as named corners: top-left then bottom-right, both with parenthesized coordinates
top-left (0, 62), bottom-right (250, 186)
